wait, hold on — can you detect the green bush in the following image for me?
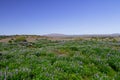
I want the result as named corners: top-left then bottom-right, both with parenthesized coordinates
top-left (14, 36), bottom-right (27, 42)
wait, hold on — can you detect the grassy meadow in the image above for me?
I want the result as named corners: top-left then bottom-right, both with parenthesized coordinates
top-left (0, 36), bottom-right (120, 80)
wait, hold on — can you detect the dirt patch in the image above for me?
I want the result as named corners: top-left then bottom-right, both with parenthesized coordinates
top-left (0, 36), bottom-right (74, 43)
top-left (0, 38), bottom-right (11, 43)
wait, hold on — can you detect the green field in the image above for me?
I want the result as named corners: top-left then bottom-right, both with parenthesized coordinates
top-left (0, 37), bottom-right (120, 80)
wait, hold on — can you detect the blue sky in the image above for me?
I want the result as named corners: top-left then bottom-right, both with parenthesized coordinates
top-left (0, 0), bottom-right (120, 35)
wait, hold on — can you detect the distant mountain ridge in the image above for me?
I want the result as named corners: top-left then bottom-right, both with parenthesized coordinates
top-left (110, 33), bottom-right (120, 36)
top-left (44, 33), bottom-right (66, 37)
top-left (0, 33), bottom-right (120, 37)
top-left (44, 33), bottom-right (120, 37)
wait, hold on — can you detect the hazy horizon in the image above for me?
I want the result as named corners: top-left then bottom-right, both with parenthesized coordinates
top-left (0, 0), bottom-right (120, 35)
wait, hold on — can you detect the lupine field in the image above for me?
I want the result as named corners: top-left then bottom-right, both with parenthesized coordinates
top-left (0, 36), bottom-right (120, 80)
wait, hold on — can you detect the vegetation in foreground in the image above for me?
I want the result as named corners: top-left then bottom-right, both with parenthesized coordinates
top-left (0, 36), bottom-right (120, 80)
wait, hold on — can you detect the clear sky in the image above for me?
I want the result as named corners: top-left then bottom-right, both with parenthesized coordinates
top-left (0, 0), bottom-right (120, 35)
